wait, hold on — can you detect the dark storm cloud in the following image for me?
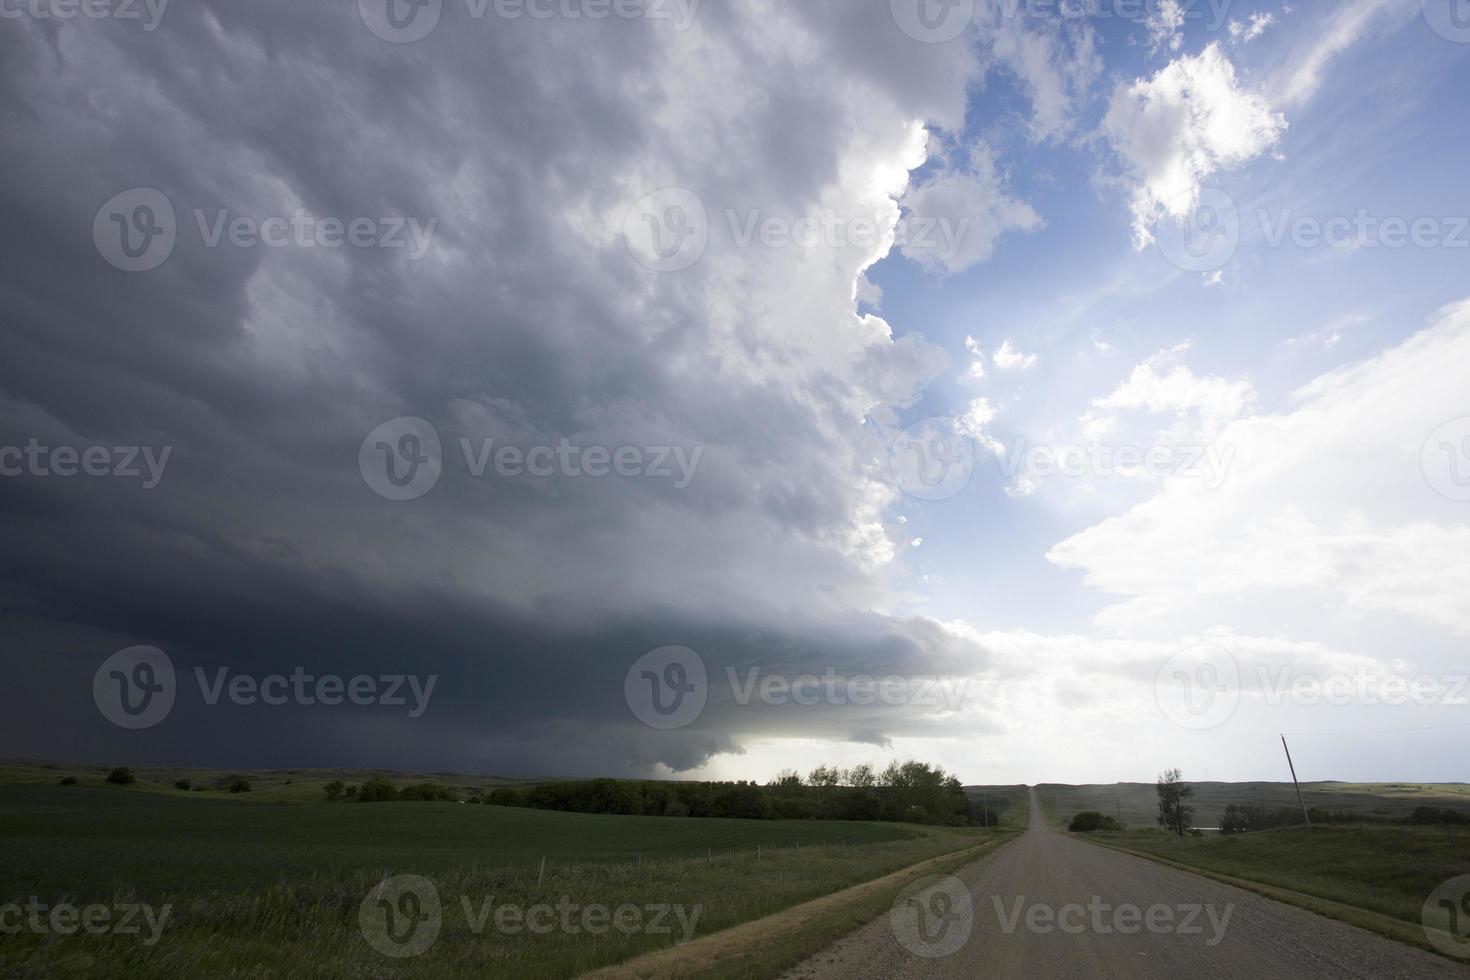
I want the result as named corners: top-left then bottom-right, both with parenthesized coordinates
top-left (0, 1), bottom-right (993, 774)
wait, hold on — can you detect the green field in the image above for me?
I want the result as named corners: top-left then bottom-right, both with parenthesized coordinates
top-left (0, 758), bottom-right (536, 805)
top-left (0, 780), bottom-right (996, 978)
top-left (1077, 824), bottom-right (1470, 935)
top-left (1031, 780), bottom-right (1470, 829)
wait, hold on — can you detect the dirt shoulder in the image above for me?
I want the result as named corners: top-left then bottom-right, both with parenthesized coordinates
top-left (578, 831), bottom-right (1018, 980)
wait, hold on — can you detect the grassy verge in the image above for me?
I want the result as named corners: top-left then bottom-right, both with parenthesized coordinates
top-left (581, 830), bottom-right (1018, 980)
top-left (0, 784), bottom-right (998, 978)
top-left (1074, 825), bottom-right (1470, 959)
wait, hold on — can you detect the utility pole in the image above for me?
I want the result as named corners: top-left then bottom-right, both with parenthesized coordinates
top-left (1281, 735), bottom-right (1311, 827)
top-left (983, 795), bottom-right (989, 827)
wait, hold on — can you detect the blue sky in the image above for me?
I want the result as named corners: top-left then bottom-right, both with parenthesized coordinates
top-left (875, 3), bottom-right (1470, 634)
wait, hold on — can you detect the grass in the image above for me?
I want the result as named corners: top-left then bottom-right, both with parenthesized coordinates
top-left (0, 782), bottom-right (997, 978)
top-left (1084, 824), bottom-right (1470, 927)
top-left (583, 831), bottom-right (1018, 980)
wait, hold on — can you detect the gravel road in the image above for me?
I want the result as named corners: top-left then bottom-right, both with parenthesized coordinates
top-left (780, 788), bottom-right (1469, 979)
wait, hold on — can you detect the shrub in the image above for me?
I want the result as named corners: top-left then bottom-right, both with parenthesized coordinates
top-left (228, 778), bottom-right (251, 793)
top-left (106, 767), bottom-right (135, 785)
top-left (1069, 811), bottom-right (1123, 833)
top-left (59, 776), bottom-right (78, 786)
top-left (1220, 803), bottom-right (1306, 835)
top-left (323, 780), bottom-right (346, 802)
top-left (357, 775), bottom-right (399, 803)
top-left (1405, 806), bottom-right (1470, 826)
top-left (175, 778), bottom-right (191, 791)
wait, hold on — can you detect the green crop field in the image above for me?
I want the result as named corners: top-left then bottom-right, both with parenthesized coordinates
top-left (0, 779), bottom-right (997, 979)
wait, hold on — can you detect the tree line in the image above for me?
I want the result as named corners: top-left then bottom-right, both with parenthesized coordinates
top-left (324, 761), bottom-right (1004, 826)
top-left (485, 761), bottom-right (998, 825)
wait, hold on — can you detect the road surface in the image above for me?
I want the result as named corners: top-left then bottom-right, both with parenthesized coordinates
top-left (780, 788), bottom-right (1467, 979)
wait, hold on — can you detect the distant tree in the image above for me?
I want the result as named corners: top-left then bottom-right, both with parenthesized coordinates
top-left (228, 778), bottom-right (251, 793)
top-left (175, 778), bottom-right (192, 791)
top-left (807, 765), bottom-right (841, 789)
top-left (323, 780), bottom-right (346, 802)
top-left (1156, 769), bottom-right (1194, 838)
top-left (59, 776), bottom-right (78, 786)
top-left (847, 763), bottom-right (877, 789)
top-left (343, 784), bottom-right (358, 799)
top-left (357, 775), bottom-right (399, 802)
top-left (771, 769), bottom-right (803, 789)
top-left (106, 767), bottom-right (135, 785)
